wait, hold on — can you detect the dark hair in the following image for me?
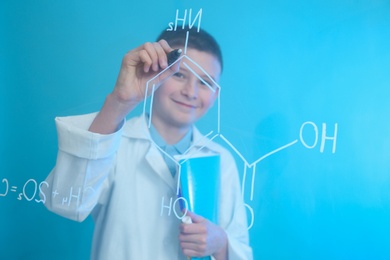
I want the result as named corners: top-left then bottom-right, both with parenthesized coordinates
top-left (157, 27), bottom-right (223, 71)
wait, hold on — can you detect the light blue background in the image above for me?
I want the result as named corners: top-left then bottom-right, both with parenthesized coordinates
top-left (2, 0), bottom-right (390, 259)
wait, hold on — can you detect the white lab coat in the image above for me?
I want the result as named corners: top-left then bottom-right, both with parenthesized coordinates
top-left (44, 113), bottom-right (252, 260)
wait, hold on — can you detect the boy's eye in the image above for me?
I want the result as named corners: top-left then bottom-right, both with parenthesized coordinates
top-left (199, 79), bottom-right (215, 90)
top-left (173, 72), bottom-right (185, 79)
top-left (200, 79), bottom-right (212, 86)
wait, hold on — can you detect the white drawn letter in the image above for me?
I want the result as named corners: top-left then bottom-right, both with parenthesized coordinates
top-left (174, 9), bottom-right (187, 31)
top-left (300, 121), bottom-right (318, 149)
top-left (188, 9), bottom-right (202, 31)
top-left (320, 123), bottom-right (338, 153)
top-left (160, 196), bottom-right (173, 216)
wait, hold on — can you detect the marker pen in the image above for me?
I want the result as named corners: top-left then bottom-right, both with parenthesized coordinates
top-left (167, 49), bottom-right (182, 65)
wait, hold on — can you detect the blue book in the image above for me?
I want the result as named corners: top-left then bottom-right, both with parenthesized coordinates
top-left (178, 154), bottom-right (221, 260)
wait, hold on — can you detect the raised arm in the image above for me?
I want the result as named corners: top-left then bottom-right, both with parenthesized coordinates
top-left (43, 40), bottom-right (179, 221)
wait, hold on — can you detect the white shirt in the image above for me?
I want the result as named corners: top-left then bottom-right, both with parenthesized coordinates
top-left (43, 113), bottom-right (253, 260)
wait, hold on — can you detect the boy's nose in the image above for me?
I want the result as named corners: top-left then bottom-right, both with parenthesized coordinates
top-left (181, 80), bottom-right (198, 99)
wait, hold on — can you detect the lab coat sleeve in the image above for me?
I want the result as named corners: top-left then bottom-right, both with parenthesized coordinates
top-left (43, 113), bottom-right (123, 222)
top-left (219, 151), bottom-right (253, 260)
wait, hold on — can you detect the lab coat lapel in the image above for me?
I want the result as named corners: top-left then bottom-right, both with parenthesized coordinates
top-left (145, 144), bottom-right (176, 191)
top-left (123, 114), bottom-right (176, 191)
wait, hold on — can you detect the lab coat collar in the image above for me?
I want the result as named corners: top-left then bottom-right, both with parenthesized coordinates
top-left (121, 113), bottom-right (217, 153)
top-left (121, 114), bottom-right (218, 191)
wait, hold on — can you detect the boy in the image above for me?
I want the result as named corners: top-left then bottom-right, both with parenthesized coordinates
top-left (44, 27), bottom-right (252, 259)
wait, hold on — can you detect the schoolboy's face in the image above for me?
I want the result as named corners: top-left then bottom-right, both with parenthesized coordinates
top-left (151, 47), bottom-right (221, 129)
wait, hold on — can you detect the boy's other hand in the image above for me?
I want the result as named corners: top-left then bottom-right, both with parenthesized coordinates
top-left (179, 211), bottom-right (228, 260)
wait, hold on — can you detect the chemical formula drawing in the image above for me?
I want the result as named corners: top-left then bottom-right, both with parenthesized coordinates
top-left (0, 178), bottom-right (48, 204)
top-left (156, 8), bottom-right (339, 229)
top-left (1, 8), bottom-right (339, 233)
top-left (0, 177), bottom-right (96, 209)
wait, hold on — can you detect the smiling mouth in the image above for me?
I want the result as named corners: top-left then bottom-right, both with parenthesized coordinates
top-left (173, 100), bottom-right (197, 109)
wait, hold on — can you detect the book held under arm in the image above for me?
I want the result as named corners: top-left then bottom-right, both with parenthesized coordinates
top-left (178, 153), bottom-right (220, 223)
top-left (177, 153), bottom-right (221, 260)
